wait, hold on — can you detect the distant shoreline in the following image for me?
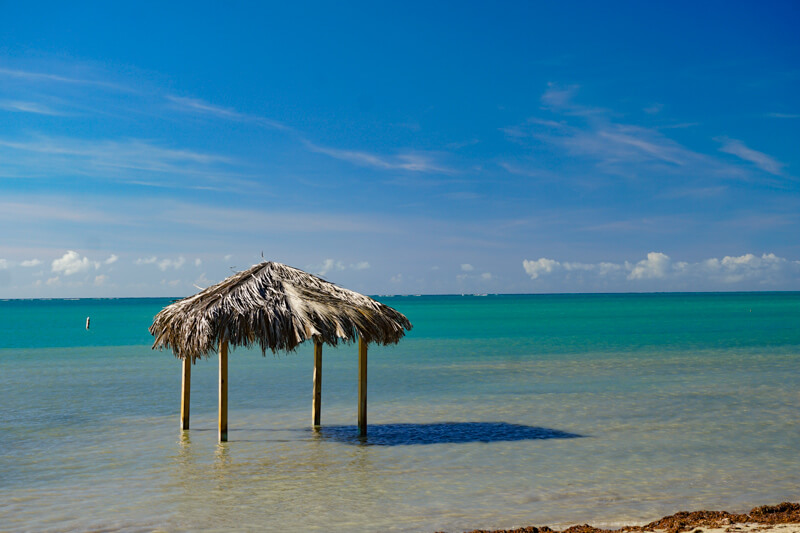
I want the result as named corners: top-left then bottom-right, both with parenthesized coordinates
top-left (2, 289), bottom-right (800, 301)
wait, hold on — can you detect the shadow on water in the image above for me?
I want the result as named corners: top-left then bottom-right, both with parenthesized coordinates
top-left (310, 422), bottom-right (584, 446)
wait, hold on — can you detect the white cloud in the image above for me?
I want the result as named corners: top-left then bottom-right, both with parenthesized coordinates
top-left (0, 259), bottom-right (8, 269)
top-left (104, 254), bottom-right (118, 265)
top-left (481, 272), bottom-right (493, 280)
top-left (52, 250), bottom-right (98, 276)
top-left (524, 259), bottom-right (625, 281)
top-left (223, 254), bottom-right (233, 261)
top-left (717, 137), bottom-right (784, 175)
top-left (135, 255), bottom-right (185, 271)
top-left (523, 252), bottom-right (800, 288)
top-left (627, 252), bottom-right (671, 280)
top-left (522, 258), bottom-right (560, 279)
top-left (21, 259), bottom-right (42, 267)
top-left (316, 259), bottom-right (345, 276)
top-left (564, 261), bottom-right (623, 276)
top-left (94, 275), bottom-right (108, 286)
top-left (46, 276), bottom-right (60, 286)
top-left (701, 253), bottom-right (787, 283)
top-left (158, 257), bottom-right (186, 271)
top-left (461, 263), bottom-right (474, 272)
top-left (194, 258), bottom-right (202, 267)
top-left (312, 259), bottom-right (370, 276)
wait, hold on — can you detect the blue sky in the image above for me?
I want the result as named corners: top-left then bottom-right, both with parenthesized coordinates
top-left (1, 1), bottom-right (798, 297)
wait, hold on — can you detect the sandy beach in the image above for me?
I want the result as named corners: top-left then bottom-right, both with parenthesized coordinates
top-left (462, 503), bottom-right (800, 533)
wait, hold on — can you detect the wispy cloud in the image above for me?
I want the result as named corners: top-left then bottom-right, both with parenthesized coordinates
top-left (0, 200), bottom-right (119, 224)
top-left (503, 85), bottom-right (782, 185)
top-left (716, 137), bottom-right (784, 175)
top-left (643, 103), bottom-right (664, 114)
top-left (0, 67), bottom-right (127, 90)
top-left (766, 112), bottom-right (800, 119)
top-left (540, 82), bottom-right (605, 116)
top-left (446, 139), bottom-right (480, 150)
top-left (658, 122), bottom-right (701, 130)
top-left (170, 203), bottom-right (396, 235)
top-left (595, 128), bottom-right (688, 166)
top-left (658, 186), bottom-right (728, 199)
top-left (0, 136), bottom-right (232, 164)
top-left (0, 100), bottom-right (66, 116)
top-left (304, 140), bottom-right (454, 174)
top-left (546, 122), bottom-right (711, 177)
top-left (541, 83), bottom-right (580, 110)
top-left (167, 95), bottom-right (289, 131)
top-left (0, 135), bottom-right (256, 190)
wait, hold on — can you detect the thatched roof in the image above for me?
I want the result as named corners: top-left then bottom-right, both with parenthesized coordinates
top-left (150, 261), bottom-right (412, 361)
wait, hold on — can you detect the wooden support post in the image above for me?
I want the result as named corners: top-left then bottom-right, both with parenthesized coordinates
top-left (218, 340), bottom-right (228, 442)
top-left (180, 356), bottom-right (191, 430)
top-left (312, 339), bottom-right (322, 427)
top-left (358, 336), bottom-right (368, 436)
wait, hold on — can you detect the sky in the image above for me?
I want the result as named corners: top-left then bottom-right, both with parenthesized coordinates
top-left (0, 1), bottom-right (799, 297)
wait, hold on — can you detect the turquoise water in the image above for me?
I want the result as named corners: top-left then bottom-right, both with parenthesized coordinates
top-left (1, 293), bottom-right (799, 532)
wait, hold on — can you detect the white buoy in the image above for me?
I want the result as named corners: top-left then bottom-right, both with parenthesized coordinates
top-left (86, 317), bottom-right (90, 330)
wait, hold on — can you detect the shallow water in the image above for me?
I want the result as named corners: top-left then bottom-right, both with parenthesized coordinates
top-left (1, 293), bottom-right (799, 532)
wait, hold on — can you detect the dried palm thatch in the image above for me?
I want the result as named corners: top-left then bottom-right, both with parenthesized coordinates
top-left (150, 261), bottom-right (412, 361)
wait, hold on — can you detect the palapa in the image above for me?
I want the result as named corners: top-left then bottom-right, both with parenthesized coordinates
top-left (149, 260), bottom-right (413, 441)
top-left (150, 261), bottom-right (412, 360)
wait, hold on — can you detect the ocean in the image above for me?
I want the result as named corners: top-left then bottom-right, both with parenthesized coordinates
top-left (1, 293), bottom-right (799, 532)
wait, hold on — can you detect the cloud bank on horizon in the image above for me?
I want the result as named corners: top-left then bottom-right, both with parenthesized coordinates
top-left (523, 252), bottom-right (800, 291)
top-left (1, 249), bottom-right (797, 298)
top-left (0, 2), bottom-right (798, 297)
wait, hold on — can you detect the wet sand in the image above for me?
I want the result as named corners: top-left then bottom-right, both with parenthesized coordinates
top-left (457, 502), bottom-right (800, 533)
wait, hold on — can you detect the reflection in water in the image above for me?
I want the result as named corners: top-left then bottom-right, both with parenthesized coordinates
top-left (174, 430), bottom-right (193, 468)
top-left (312, 422), bottom-right (584, 446)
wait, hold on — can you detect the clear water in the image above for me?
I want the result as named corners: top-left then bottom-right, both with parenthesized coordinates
top-left (1, 293), bottom-right (799, 532)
